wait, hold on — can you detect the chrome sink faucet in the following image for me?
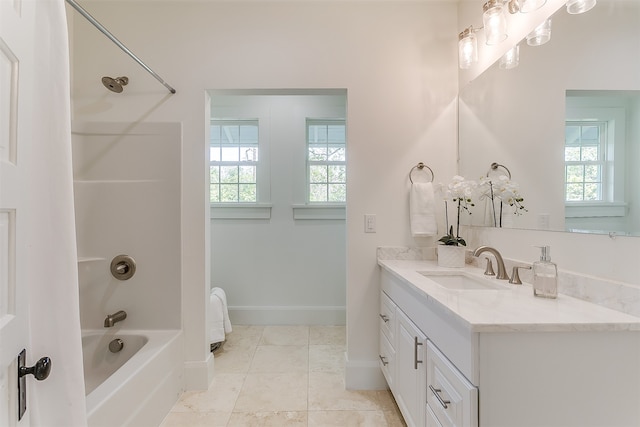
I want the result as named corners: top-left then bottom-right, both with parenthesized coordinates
top-left (473, 246), bottom-right (509, 280)
top-left (104, 310), bottom-right (127, 327)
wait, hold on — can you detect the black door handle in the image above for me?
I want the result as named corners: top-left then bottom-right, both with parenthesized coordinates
top-left (19, 356), bottom-right (52, 381)
top-left (18, 350), bottom-right (52, 420)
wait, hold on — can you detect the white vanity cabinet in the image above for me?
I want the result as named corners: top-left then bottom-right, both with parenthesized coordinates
top-left (379, 262), bottom-right (640, 427)
top-left (380, 286), bottom-right (474, 427)
top-left (379, 291), bottom-right (427, 427)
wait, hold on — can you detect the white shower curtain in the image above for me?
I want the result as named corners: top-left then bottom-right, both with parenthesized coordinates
top-left (26, 0), bottom-right (87, 425)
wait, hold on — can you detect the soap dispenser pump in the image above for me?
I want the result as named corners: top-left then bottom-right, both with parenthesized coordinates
top-left (533, 246), bottom-right (558, 299)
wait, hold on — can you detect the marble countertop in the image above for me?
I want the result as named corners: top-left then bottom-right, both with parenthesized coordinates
top-left (379, 259), bottom-right (640, 333)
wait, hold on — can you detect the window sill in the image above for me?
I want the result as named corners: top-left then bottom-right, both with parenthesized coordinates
top-left (210, 203), bottom-right (272, 219)
top-left (292, 204), bottom-right (346, 220)
top-left (565, 202), bottom-right (627, 218)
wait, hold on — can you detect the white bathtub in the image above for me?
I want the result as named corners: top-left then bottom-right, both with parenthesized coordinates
top-left (82, 329), bottom-right (184, 427)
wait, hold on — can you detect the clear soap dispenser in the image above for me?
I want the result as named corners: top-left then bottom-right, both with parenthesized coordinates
top-left (533, 246), bottom-right (558, 299)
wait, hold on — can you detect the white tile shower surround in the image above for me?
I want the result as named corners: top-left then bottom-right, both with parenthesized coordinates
top-left (377, 247), bottom-right (640, 318)
top-left (160, 325), bottom-right (406, 427)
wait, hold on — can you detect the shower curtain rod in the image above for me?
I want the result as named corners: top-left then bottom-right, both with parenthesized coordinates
top-left (65, 0), bottom-right (176, 94)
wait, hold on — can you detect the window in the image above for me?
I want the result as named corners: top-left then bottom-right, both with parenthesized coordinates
top-left (564, 102), bottom-right (627, 220)
top-left (210, 120), bottom-right (259, 203)
top-left (306, 119), bottom-right (346, 203)
top-left (564, 121), bottom-right (607, 202)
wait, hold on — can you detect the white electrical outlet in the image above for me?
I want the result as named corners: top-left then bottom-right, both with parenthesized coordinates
top-left (364, 214), bottom-right (376, 233)
top-left (537, 213), bottom-right (550, 229)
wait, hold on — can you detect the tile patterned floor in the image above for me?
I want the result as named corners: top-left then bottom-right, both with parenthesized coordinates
top-left (160, 325), bottom-right (407, 427)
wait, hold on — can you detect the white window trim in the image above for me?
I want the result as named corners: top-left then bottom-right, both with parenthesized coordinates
top-left (210, 203), bottom-right (273, 220)
top-left (565, 106), bottom-right (626, 213)
top-left (291, 204), bottom-right (346, 220)
top-left (208, 106), bottom-right (272, 219)
top-left (565, 202), bottom-right (627, 218)
top-left (564, 120), bottom-right (607, 202)
top-left (305, 118), bottom-right (347, 207)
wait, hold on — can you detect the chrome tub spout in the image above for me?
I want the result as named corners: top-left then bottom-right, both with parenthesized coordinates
top-left (104, 310), bottom-right (127, 328)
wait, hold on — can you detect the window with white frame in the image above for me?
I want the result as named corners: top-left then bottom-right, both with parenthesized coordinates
top-left (306, 119), bottom-right (346, 203)
top-left (210, 120), bottom-right (259, 203)
top-left (564, 121), bottom-right (607, 202)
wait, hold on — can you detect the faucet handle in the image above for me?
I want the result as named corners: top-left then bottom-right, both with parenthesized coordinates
top-left (483, 258), bottom-right (495, 276)
top-left (509, 266), bottom-right (532, 285)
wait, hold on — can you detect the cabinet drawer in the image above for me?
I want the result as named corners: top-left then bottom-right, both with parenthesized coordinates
top-left (426, 341), bottom-right (478, 427)
top-left (380, 291), bottom-right (396, 342)
top-left (379, 330), bottom-right (395, 388)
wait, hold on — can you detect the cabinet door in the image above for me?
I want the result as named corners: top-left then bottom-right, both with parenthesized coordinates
top-left (426, 341), bottom-right (478, 427)
top-left (395, 308), bottom-right (427, 427)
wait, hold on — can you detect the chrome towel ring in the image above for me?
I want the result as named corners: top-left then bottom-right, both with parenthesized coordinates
top-left (409, 162), bottom-right (434, 184)
top-left (486, 162), bottom-right (512, 179)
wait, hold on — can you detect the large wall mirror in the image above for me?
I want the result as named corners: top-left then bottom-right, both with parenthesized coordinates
top-left (459, 0), bottom-right (640, 236)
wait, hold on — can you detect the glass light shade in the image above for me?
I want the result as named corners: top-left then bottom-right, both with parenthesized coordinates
top-left (526, 18), bottom-right (552, 46)
top-left (483, 0), bottom-right (508, 45)
top-left (458, 29), bottom-right (478, 69)
top-left (566, 0), bottom-right (597, 14)
top-left (499, 45), bottom-right (520, 69)
top-left (520, 0), bottom-right (547, 13)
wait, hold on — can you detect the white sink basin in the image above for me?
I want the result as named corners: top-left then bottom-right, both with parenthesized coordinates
top-left (419, 272), bottom-right (509, 291)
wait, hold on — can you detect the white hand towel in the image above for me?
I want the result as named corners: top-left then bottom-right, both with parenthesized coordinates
top-left (410, 182), bottom-right (438, 237)
top-left (210, 287), bottom-right (232, 343)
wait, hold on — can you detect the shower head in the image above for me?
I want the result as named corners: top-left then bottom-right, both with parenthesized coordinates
top-left (101, 76), bottom-right (129, 93)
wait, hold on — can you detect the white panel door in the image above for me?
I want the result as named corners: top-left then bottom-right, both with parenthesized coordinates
top-left (395, 308), bottom-right (427, 427)
top-left (0, 0), bottom-right (36, 425)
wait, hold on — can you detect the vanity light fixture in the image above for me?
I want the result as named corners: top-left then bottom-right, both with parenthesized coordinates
top-left (519, 0), bottom-right (547, 13)
top-left (459, 27), bottom-right (478, 69)
top-left (566, 0), bottom-right (596, 14)
top-left (526, 18), bottom-right (552, 46)
top-left (458, 0), bottom-right (552, 69)
top-left (499, 44), bottom-right (520, 69)
top-left (483, 0), bottom-right (508, 45)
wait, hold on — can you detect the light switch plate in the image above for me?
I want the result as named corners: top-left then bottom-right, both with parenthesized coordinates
top-left (364, 214), bottom-right (376, 233)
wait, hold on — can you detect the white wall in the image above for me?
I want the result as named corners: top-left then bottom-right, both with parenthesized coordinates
top-left (68, 0), bottom-right (459, 389)
top-left (73, 122), bottom-right (181, 330)
top-left (210, 92), bottom-right (347, 325)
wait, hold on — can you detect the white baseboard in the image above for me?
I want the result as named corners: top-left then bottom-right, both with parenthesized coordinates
top-left (345, 358), bottom-right (388, 390)
top-left (183, 353), bottom-right (214, 391)
top-left (229, 306), bottom-right (346, 325)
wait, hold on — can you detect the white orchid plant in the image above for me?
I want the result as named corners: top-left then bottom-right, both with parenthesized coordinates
top-left (479, 175), bottom-right (527, 227)
top-left (438, 175), bottom-right (477, 246)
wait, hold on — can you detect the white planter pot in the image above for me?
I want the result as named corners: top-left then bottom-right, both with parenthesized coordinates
top-left (437, 245), bottom-right (466, 268)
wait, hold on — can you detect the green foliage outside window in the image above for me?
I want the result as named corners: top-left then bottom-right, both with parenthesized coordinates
top-left (210, 121), bottom-right (258, 203)
top-left (307, 120), bottom-right (346, 203)
top-left (564, 123), bottom-right (604, 202)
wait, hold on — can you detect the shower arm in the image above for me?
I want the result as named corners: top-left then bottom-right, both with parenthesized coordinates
top-left (65, 0), bottom-right (176, 94)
